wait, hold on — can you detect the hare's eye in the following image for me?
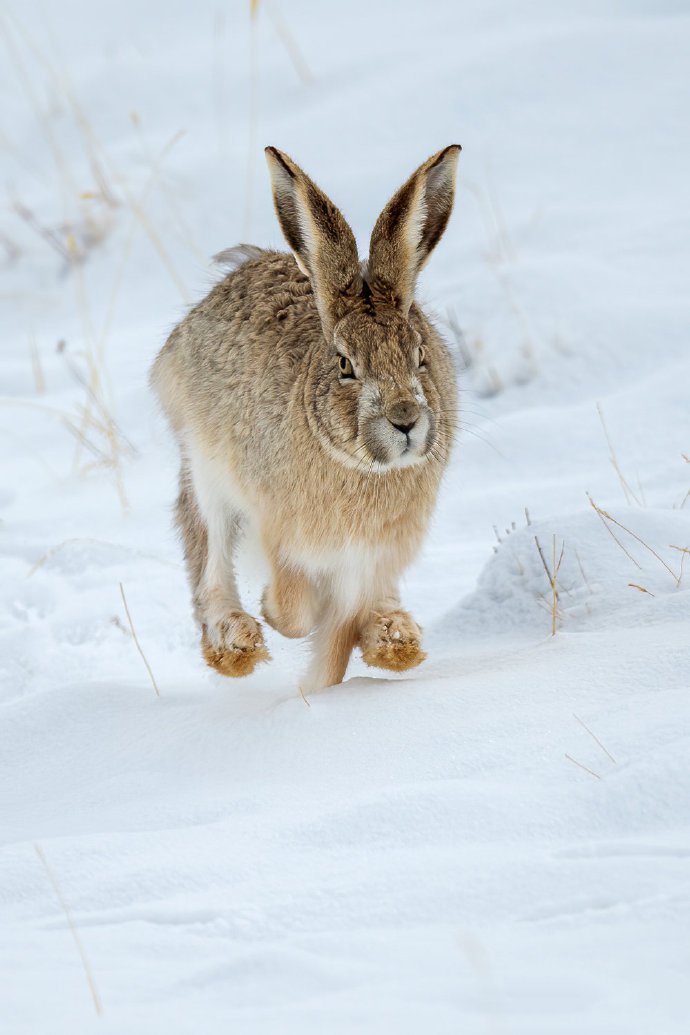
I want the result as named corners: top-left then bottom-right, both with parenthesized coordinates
top-left (417, 345), bottom-right (426, 368)
top-left (338, 355), bottom-right (355, 379)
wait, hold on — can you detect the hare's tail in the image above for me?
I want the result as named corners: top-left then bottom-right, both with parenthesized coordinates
top-left (212, 244), bottom-right (266, 271)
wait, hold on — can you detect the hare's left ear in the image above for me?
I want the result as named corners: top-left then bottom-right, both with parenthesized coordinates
top-left (367, 145), bottom-right (461, 315)
top-left (265, 147), bottom-right (362, 336)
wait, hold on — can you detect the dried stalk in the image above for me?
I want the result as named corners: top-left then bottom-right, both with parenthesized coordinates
top-left (119, 583), bottom-right (160, 696)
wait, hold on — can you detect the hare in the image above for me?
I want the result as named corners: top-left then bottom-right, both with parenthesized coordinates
top-left (151, 144), bottom-right (460, 692)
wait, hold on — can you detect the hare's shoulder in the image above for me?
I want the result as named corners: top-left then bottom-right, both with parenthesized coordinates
top-left (201, 250), bottom-right (318, 333)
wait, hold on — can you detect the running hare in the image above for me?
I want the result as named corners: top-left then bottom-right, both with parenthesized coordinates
top-left (151, 145), bottom-right (460, 691)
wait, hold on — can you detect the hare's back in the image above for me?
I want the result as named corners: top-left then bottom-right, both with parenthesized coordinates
top-left (152, 250), bottom-right (319, 428)
top-left (195, 249), bottom-right (318, 364)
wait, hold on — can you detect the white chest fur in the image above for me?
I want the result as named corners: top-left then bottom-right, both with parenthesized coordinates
top-left (285, 541), bottom-right (393, 615)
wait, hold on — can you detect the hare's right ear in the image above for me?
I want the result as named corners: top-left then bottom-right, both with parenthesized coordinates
top-left (265, 147), bottom-right (361, 336)
top-left (367, 145), bottom-right (461, 315)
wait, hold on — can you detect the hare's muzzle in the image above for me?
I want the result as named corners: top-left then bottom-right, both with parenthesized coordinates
top-left (387, 398), bottom-right (420, 436)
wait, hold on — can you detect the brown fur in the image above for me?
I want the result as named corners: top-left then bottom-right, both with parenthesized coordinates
top-left (151, 146), bottom-right (461, 691)
top-left (174, 468), bottom-right (207, 612)
top-left (261, 563), bottom-right (318, 639)
top-left (201, 619), bottom-right (271, 677)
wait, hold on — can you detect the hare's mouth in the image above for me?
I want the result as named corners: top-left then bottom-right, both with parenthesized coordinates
top-left (360, 412), bottom-right (434, 471)
top-left (308, 406), bottom-right (435, 473)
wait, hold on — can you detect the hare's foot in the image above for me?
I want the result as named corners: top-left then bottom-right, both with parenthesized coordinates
top-left (261, 566), bottom-right (317, 640)
top-left (301, 613), bottom-right (360, 694)
top-left (201, 610), bottom-right (271, 677)
top-left (359, 608), bottom-right (427, 673)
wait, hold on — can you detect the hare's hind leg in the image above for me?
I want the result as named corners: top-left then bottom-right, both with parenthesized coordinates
top-left (358, 594), bottom-right (427, 673)
top-left (261, 562), bottom-right (318, 639)
top-left (177, 463), bottom-right (270, 677)
top-left (300, 606), bottom-right (361, 694)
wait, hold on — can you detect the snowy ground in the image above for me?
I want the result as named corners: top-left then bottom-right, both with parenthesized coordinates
top-left (2, 2), bottom-right (689, 1032)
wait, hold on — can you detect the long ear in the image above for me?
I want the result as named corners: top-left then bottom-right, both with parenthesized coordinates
top-left (265, 147), bottom-right (361, 335)
top-left (367, 145), bottom-right (461, 315)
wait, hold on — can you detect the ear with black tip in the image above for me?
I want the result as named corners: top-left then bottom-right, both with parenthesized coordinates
top-left (367, 145), bottom-right (461, 315)
top-left (265, 147), bottom-right (362, 334)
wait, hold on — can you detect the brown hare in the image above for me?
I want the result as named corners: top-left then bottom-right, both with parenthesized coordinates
top-left (151, 145), bottom-right (460, 692)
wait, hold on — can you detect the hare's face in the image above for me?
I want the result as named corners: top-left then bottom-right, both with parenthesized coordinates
top-left (265, 142), bottom-right (460, 474)
top-left (307, 309), bottom-right (442, 472)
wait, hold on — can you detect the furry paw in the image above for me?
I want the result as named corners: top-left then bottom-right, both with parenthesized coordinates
top-left (201, 610), bottom-right (271, 677)
top-left (359, 609), bottom-right (427, 673)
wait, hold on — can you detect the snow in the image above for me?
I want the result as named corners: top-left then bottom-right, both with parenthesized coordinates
top-left (1, 1), bottom-right (689, 1032)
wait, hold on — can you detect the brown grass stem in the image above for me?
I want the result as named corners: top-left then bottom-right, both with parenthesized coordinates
top-left (565, 754), bottom-right (601, 780)
top-left (119, 583), bottom-right (160, 696)
top-left (628, 582), bottom-right (655, 597)
top-left (266, 2), bottom-right (312, 83)
top-left (573, 714), bottom-right (617, 764)
top-left (588, 495), bottom-right (679, 585)
top-left (298, 684), bottom-right (311, 708)
top-left (34, 844), bottom-right (103, 1016)
top-left (596, 402), bottom-right (641, 506)
top-left (587, 494), bottom-right (642, 570)
top-left (243, 2), bottom-right (260, 238)
top-left (535, 534), bottom-right (564, 636)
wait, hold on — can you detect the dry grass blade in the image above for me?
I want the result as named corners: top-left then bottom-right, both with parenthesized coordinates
top-left (127, 196), bottom-right (189, 300)
top-left (573, 714), bottom-right (617, 764)
top-left (444, 307), bottom-right (474, 370)
top-left (0, 228), bottom-right (21, 261)
top-left (34, 844), bottom-right (103, 1016)
top-left (565, 753), bottom-right (601, 780)
top-left (266, 3), bottom-right (312, 83)
top-left (0, 397), bottom-right (120, 473)
top-left (1, 19), bottom-right (77, 204)
top-left (119, 583), bottom-right (160, 696)
top-left (670, 545), bottom-right (689, 586)
top-left (7, 12), bottom-right (117, 208)
top-left (243, 2), bottom-right (260, 238)
top-left (596, 402), bottom-right (641, 506)
top-left (298, 684), bottom-right (311, 708)
top-left (628, 582), bottom-right (655, 597)
top-left (574, 546), bottom-right (592, 593)
top-left (63, 355), bottom-right (137, 457)
top-left (678, 457), bottom-right (690, 509)
top-left (130, 121), bottom-right (202, 260)
top-left (11, 9), bottom-right (188, 300)
top-left (587, 493), bottom-right (641, 570)
top-left (12, 200), bottom-right (74, 263)
top-left (464, 175), bottom-right (515, 264)
top-left (535, 534), bottom-right (564, 636)
top-left (588, 495), bottom-right (679, 585)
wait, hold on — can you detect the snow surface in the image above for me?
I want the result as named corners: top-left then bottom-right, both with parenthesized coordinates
top-left (2, 1), bottom-right (689, 1032)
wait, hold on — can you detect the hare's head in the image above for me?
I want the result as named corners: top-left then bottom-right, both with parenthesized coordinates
top-left (265, 145), bottom-right (460, 472)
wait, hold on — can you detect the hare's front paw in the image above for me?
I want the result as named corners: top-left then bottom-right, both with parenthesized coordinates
top-left (201, 611), bottom-right (271, 677)
top-left (359, 609), bottom-right (427, 673)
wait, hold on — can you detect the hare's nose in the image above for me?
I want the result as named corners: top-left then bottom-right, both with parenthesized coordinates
top-left (392, 419), bottom-right (417, 435)
top-left (387, 400), bottom-right (420, 435)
